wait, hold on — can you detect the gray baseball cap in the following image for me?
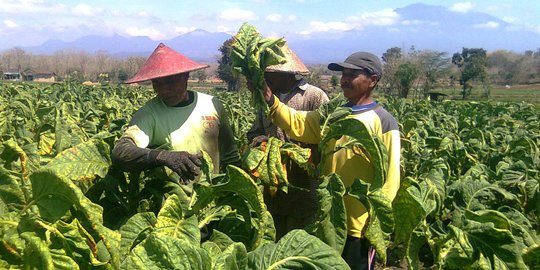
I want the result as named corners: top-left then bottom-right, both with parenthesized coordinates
top-left (328, 52), bottom-right (383, 77)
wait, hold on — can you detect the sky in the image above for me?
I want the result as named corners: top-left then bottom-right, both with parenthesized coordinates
top-left (1, 0), bottom-right (540, 49)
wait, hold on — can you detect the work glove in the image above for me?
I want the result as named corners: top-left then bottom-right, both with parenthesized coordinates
top-left (155, 151), bottom-right (202, 184)
top-left (250, 135), bottom-right (269, 147)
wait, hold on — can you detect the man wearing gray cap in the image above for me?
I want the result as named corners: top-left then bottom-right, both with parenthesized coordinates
top-left (249, 51), bottom-right (401, 270)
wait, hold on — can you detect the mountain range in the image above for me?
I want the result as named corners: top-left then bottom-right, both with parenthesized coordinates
top-left (20, 3), bottom-right (540, 64)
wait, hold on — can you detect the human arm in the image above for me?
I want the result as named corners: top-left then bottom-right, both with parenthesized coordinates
top-left (247, 80), bottom-right (322, 144)
top-left (267, 99), bottom-right (322, 144)
top-left (381, 129), bottom-right (401, 201)
top-left (112, 137), bottom-right (202, 184)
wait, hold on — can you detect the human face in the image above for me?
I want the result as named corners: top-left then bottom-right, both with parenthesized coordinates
top-left (264, 72), bottom-right (296, 94)
top-left (340, 67), bottom-right (378, 105)
top-left (152, 73), bottom-right (189, 106)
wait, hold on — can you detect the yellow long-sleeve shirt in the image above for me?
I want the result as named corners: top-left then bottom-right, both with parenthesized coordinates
top-left (268, 97), bottom-right (401, 237)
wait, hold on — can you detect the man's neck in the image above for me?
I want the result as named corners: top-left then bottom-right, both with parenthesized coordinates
top-left (351, 96), bottom-right (374, 106)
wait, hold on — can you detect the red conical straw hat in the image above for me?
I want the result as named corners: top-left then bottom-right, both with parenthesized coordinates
top-left (125, 43), bottom-right (208, 83)
top-left (265, 45), bottom-right (309, 75)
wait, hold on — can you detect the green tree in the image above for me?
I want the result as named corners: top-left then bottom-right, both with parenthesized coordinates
top-left (381, 47), bottom-right (403, 95)
top-left (193, 69), bottom-right (207, 83)
top-left (217, 37), bottom-right (240, 91)
top-left (416, 50), bottom-right (450, 98)
top-left (452, 48), bottom-right (487, 99)
top-left (395, 61), bottom-right (418, 98)
top-left (117, 69), bottom-right (128, 82)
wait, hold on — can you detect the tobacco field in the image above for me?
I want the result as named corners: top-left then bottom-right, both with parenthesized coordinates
top-left (0, 81), bottom-right (539, 269)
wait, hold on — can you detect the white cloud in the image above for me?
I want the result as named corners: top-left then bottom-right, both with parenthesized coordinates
top-left (347, 9), bottom-right (400, 27)
top-left (217, 25), bottom-right (231, 33)
top-left (300, 21), bottom-right (353, 35)
top-left (219, 8), bottom-right (257, 21)
top-left (266, 14), bottom-right (282, 22)
top-left (125, 27), bottom-right (165, 40)
top-left (72, 4), bottom-right (102, 16)
top-left (530, 25), bottom-right (540, 34)
top-left (449, 2), bottom-right (474, 13)
top-left (266, 13), bottom-right (296, 23)
top-left (175, 26), bottom-right (197, 35)
top-left (474, 21), bottom-right (499, 29)
top-left (136, 11), bottom-right (151, 18)
top-left (4, 19), bottom-right (19, 28)
top-left (0, 0), bottom-right (66, 14)
top-left (300, 9), bottom-right (399, 35)
top-left (502, 17), bottom-right (516, 24)
top-left (401, 20), bottom-right (438, 26)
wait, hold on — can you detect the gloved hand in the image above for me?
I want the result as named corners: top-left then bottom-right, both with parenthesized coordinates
top-left (250, 135), bottom-right (269, 147)
top-left (155, 151), bottom-right (202, 184)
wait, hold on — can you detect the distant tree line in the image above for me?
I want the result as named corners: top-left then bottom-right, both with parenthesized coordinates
top-left (2, 44), bottom-right (540, 99)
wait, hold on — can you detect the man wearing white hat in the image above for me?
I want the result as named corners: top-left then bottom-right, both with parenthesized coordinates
top-left (247, 45), bottom-right (329, 240)
top-left (113, 43), bottom-right (240, 184)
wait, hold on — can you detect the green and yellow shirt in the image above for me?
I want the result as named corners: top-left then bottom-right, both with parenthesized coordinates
top-left (122, 91), bottom-right (239, 173)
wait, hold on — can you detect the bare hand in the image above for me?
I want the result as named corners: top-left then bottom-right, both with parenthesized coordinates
top-left (246, 80), bottom-right (273, 104)
top-left (250, 135), bottom-right (269, 147)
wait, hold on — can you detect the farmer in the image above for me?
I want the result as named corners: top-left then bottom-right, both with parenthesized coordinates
top-left (112, 43), bottom-right (240, 185)
top-left (248, 51), bottom-right (400, 270)
top-left (247, 45), bottom-right (329, 240)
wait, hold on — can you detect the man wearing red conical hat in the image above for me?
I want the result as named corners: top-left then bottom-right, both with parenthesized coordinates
top-left (246, 45), bottom-right (329, 240)
top-left (113, 43), bottom-right (240, 184)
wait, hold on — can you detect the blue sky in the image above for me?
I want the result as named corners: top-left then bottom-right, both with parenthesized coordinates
top-left (1, 0), bottom-right (539, 49)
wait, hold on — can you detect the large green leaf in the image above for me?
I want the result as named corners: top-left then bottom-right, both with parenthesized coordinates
top-left (190, 165), bottom-right (275, 249)
top-left (498, 206), bottom-right (539, 251)
top-left (0, 167), bottom-right (25, 213)
top-left (320, 118), bottom-right (388, 189)
top-left (392, 177), bottom-right (428, 245)
top-left (121, 233), bottom-right (211, 270)
top-left (207, 229), bottom-right (235, 251)
top-left (213, 242), bottom-right (248, 270)
top-left (406, 231), bottom-right (427, 270)
top-left (247, 230), bottom-right (350, 270)
top-left (0, 212), bottom-right (23, 265)
top-left (49, 219), bottom-right (107, 267)
top-left (307, 173), bottom-right (347, 253)
top-left (21, 232), bottom-right (79, 270)
top-left (29, 169), bottom-right (121, 267)
top-left (348, 179), bottom-right (394, 264)
top-left (230, 23), bottom-right (286, 112)
top-left (155, 194), bottom-right (200, 245)
top-left (30, 169), bottom-right (80, 222)
top-left (523, 245), bottom-right (540, 269)
top-left (442, 218), bottom-right (527, 270)
top-left (119, 212), bottom-right (157, 259)
top-left (1, 139), bottom-right (28, 172)
top-left (45, 139), bottom-right (111, 190)
top-left (55, 104), bottom-right (72, 153)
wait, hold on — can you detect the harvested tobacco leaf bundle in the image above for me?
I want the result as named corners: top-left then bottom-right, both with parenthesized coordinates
top-left (243, 137), bottom-right (314, 197)
top-left (230, 23), bottom-right (287, 113)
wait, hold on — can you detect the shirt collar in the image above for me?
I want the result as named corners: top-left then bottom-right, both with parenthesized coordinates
top-left (294, 78), bottom-right (308, 92)
top-left (343, 101), bottom-right (378, 113)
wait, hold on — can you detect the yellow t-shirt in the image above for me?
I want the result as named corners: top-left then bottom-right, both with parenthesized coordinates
top-left (269, 97), bottom-right (401, 237)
